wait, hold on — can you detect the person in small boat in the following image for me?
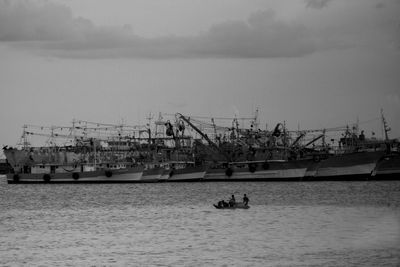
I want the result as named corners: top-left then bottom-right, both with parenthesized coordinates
top-left (229, 195), bottom-right (236, 207)
top-left (217, 200), bottom-right (229, 208)
top-left (243, 194), bottom-right (249, 206)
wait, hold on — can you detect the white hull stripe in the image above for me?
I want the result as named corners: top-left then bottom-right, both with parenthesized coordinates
top-left (315, 163), bottom-right (376, 177)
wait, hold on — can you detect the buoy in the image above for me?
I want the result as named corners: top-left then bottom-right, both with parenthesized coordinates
top-left (249, 163), bottom-right (257, 173)
top-left (43, 174), bottom-right (51, 182)
top-left (225, 167), bottom-right (233, 177)
top-left (13, 174), bottom-right (20, 182)
top-left (72, 172), bottom-right (79, 180)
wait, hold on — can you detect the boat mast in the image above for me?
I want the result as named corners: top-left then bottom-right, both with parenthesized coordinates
top-left (283, 120), bottom-right (287, 159)
top-left (252, 108), bottom-right (259, 130)
top-left (211, 118), bottom-right (217, 143)
top-left (93, 138), bottom-right (96, 170)
top-left (146, 112), bottom-right (154, 146)
top-left (22, 124), bottom-right (29, 149)
top-left (381, 109), bottom-right (390, 142)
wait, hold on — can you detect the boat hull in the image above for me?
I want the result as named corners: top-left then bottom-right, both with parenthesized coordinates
top-left (167, 166), bottom-right (206, 182)
top-left (204, 160), bottom-right (310, 181)
top-left (141, 168), bottom-right (165, 182)
top-left (305, 151), bottom-right (384, 180)
top-left (5, 151), bottom-right (399, 183)
top-left (7, 167), bottom-right (144, 183)
top-left (373, 153), bottom-right (400, 180)
top-left (213, 203), bottom-right (250, 209)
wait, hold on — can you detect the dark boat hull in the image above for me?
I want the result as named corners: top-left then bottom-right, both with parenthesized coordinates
top-left (213, 203), bottom-right (250, 209)
top-left (5, 151), bottom-right (399, 183)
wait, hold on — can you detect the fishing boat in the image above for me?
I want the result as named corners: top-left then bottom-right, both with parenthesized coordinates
top-left (213, 202), bottom-right (250, 209)
top-left (2, 110), bottom-right (399, 183)
top-left (2, 121), bottom-right (146, 183)
top-left (174, 110), bottom-right (398, 181)
top-left (2, 116), bottom-right (207, 183)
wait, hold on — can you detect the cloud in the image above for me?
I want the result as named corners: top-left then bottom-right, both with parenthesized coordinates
top-left (0, 0), bottom-right (135, 47)
top-left (304, 0), bottom-right (334, 9)
top-left (0, 0), bottom-right (316, 58)
top-left (195, 10), bottom-right (315, 58)
top-left (1, 0), bottom-right (398, 59)
top-left (0, 0), bottom-right (88, 41)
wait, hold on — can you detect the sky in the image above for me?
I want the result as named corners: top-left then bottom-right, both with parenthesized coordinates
top-left (0, 0), bottom-right (400, 154)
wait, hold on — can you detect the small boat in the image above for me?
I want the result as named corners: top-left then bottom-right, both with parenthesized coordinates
top-left (213, 202), bottom-right (250, 209)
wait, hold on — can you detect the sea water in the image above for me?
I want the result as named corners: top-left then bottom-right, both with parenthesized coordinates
top-left (0, 178), bottom-right (399, 266)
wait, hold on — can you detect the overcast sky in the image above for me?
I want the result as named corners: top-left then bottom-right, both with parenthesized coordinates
top-left (0, 0), bottom-right (399, 152)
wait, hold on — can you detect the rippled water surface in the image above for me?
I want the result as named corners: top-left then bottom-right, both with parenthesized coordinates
top-left (1, 177), bottom-right (399, 266)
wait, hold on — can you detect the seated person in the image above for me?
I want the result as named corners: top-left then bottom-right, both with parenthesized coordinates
top-left (229, 195), bottom-right (236, 207)
top-left (243, 194), bottom-right (249, 206)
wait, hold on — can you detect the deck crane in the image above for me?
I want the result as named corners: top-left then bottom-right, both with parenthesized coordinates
top-left (303, 134), bottom-right (324, 148)
top-left (175, 113), bottom-right (232, 162)
top-left (290, 132), bottom-right (306, 148)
